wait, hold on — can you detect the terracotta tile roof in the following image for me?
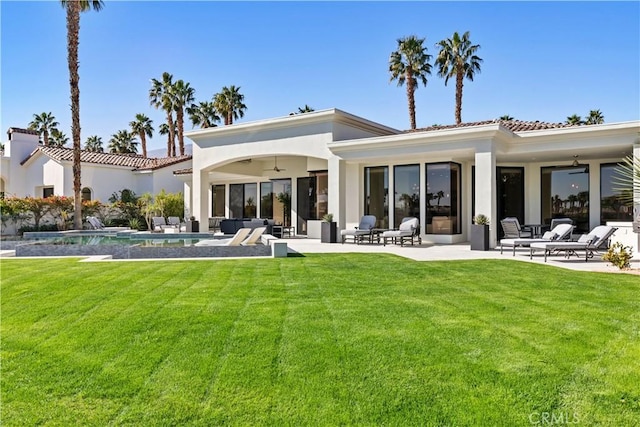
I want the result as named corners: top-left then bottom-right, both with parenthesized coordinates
top-left (404, 119), bottom-right (573, 133)
top-left (173, 168), bottom-right (193, 175)
top-left (22, 146), bottom-right (191, 170)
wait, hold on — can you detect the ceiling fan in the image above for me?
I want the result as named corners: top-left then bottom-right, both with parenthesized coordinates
top-left (264, 156), bottom-right (286, 172)
top-left (569, 155), bottom-right (589, 174)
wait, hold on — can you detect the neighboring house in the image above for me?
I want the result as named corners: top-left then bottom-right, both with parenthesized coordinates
top-left (1, 127), bottom-right (192, 202)
top-left (182, 108), bottom-right (639, 250)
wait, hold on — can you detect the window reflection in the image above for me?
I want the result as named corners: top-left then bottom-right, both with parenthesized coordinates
top-left (364, 166), bottom-right (389, 228)
top-left (229, 183), bottom-right (257, 219)
top-left (212, 185), bottom-right (225, 217)
top-left (426, 162), bottom-right (460, 234)
top-left (601, 163), bottom-right (632, 223)
top-left (541, 166), bottom-right (589, 233)
top-left (394, 164), bottom-right (420, 228)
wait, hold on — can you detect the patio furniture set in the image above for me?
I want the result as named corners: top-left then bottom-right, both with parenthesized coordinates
top-left (340, 215), bottom-right (422, 246)
top-left (499, 217), bottom-right (617, 262)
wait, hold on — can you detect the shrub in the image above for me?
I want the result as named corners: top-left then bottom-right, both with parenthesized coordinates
top-left (473, 214), bottom-right (490, 225)
top-left (603, 242), bottom-right (634, 270)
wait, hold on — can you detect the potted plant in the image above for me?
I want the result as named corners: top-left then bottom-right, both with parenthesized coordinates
top-left (186, 215), bottom-right (199, 232)
top-left (470, 214), bottom-right (490, 251)
top-left (321, 213), bottom-right (337, 243)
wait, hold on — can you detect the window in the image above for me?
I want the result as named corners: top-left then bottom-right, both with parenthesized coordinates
top-left (394, 164), bottom-right (420, 228)
top-left (262, 179), bottom-right (292, 225)
top-left (81, 187), bottom-right (92, 201)
top-left (426, 162), bottom-right (460, 234)
top-left (42, 187), bottom-right (54, 198)
top-left (212, 185), bottom-right (225, 217)
top-left (229, 183), bottom-right (257, 219)
top-left (364, 166), bottom-right (389, 228)
top-left (297, 172), bottom-right (327, 235)
top-left (601, 163), bottom-right (632, 223)
top-left (541, 166), bottom-right (589, 233)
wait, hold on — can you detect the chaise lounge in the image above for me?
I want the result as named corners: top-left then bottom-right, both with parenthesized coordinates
top-left (500, 223), bottom-right (573, 256)
top-left (529, 225), bottom-right (618, 262)
top-left (382, 217), bottom-right (421, 246)
top-left (341, 215), bottom-right (377, 244)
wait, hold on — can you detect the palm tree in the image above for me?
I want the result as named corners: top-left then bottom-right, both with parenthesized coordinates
top-left (499, 115), bottom-right (514, 121)
top-left (435, 31), bottom-right (482, 125)
top-left (49, 129), bottom-right (69, 147)
top-left (566, 114), bottom-right (584, 125)
top-left (150, 72), bottom-right (176, 157)
top-left (585, 109), bottom-right (605, 125)
top-left (389, 36), bottom-right (432, 130)
top-left (28, 112), bottom-right (59, 146)
top-left (187, 101), bottom-right (220, 129)
top-left (61, 0), bottom-right (104, 230)
top-left (108, 130), bottom-right (138, 154)
top-left (129, 113), bottom-right (154, 158)
top-left (84, 135), bottom-right (104, 152)
top-left (158, 122), bottom-right (177, 155)
top-left (214, 85), bottom-right (247, 125)
top-left (171, 80), bottom-right (195, 156)
top-left (297, 104), bottom-right (315, 113)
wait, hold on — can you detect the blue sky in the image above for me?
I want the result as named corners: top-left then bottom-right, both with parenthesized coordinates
top-left (2, 1), bottom-right (639, 153)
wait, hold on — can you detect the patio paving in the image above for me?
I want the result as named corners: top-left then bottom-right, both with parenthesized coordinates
top-left (283, 238), bottom-right (639, 275)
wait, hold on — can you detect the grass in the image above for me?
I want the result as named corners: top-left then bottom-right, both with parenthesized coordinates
top-left (1, 254), bottom-right (639, 426)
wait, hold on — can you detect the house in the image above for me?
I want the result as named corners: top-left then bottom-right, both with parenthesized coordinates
top-left (181, 108), bottom-right (639, 250)
top-left (1, 127), bottom-right (192, 202)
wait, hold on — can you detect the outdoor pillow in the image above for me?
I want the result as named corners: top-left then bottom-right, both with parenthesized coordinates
top-left (577, 234), bottom-right (596, 244)
top-left (542, 231), bottom-right (557, 240)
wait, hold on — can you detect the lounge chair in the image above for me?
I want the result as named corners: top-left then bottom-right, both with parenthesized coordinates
top-left (152, 216), bottom-right (167, 232)
top-left (500, 217), bottom-right (533, 238)
top-left (241, 227), bottom-right (266, 246)
top-left (500, 223), bottom-right (573, 256)
top-left (382, 217), bottom-right (421, 246)
top-left (194, 228), bottom-right (252, 246)
top-left (167, 216), bottom-right (185, 232)
top-left (529, 225), bottom-right (618, 262)
top-left (341, 215), bottom-right (377, 244)
top-left (86, 216), bottom-right (103, 230)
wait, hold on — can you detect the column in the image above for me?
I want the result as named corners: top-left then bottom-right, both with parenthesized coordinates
top-left (192, 168), bottom-right (209, 224)
top-left (328, 155), bottom-right (346, 230)
top-left (474, 144), bottom-right (497, 247)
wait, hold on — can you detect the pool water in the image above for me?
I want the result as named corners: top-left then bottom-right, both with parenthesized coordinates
top-left (45, 236), bottom-right (209, 247)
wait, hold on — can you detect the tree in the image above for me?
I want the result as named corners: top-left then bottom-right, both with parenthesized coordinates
top-left (435, 31), bottom-right (482, 125)
top-left (612, 155), bottom-right (639, 207)
top-left (84, 135), bottom-right (104, 152)
top-left (566, 114), bottom-right (584, 125)
top-left (171, 79), bottom-right (195, 156)
top-left (108, 130), bottom-right (138, 154)
top-left (297, 104), bottom-right (315, 113)
top-left (158, 122), bottom-right (177, 153)
top-left (187, 101), bottom-right (220, 129)
top-left (49, 128), bottom-right (69, 147)
top-left (214, 85), bottom-right (247, 125)
top-left (129, 113), bottom-right (154, 158)
top-left (61, 0), bottom-right (104, 230)
top-left (389, 36), bottom-right (432, 130)
top-left (28, 112), bottom-right (59, 146)
top-left (150, 72), bottom-right (176, 157)
top-left (499, 115), bottom-right (514, 121)
top-left (585, 109), bottom-right (604, 125)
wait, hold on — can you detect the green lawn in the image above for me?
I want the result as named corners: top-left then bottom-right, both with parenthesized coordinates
top-left (1, 255), bottom-right (639, 426)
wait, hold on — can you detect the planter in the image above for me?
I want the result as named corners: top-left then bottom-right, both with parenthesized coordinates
top-left (186, 220), bottom-right (199, 233)
top-left (321, 221), bottom-right (337, 243)
top-left (470, 224), bottom-right (490, 251)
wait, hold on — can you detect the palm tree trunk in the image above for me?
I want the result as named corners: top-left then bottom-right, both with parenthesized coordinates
top-left (44, 130), bottom-right (49, 146)
top-left (166, 111), bottom-right (176, 157)
top-left (406, 74), bottom-right (416, 130)
top-left (176, 108), bottom-right (185, 156)
top-left (67, 1), bottom-right (83, 230)
top-left (455, 70), bottom-right (464, 124)
top-left (140, 133), bottom-right (147, 158)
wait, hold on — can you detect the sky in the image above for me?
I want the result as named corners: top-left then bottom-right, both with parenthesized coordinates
top-left (2, 1), bottom-right (639, 154)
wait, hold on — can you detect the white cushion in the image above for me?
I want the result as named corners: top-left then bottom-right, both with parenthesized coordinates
top-left (542, 231), bottom-right (557, 240)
